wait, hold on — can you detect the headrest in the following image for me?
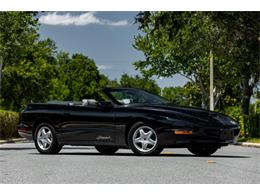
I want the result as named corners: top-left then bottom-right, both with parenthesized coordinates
top-left (82, 99), bottom-right (97, 106)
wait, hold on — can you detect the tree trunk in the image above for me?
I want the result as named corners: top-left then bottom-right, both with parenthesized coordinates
top-left (201, 95), bottom-right (207, 109)
top-left (241, 77), bottom-right (252, 115)
top-left (196, 76), bottom-right (208, 109)
top-left (209, 49), bottom-right (214, 111)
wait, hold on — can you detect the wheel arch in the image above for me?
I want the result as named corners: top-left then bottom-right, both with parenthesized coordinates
top-left (124, 117), bottom-right (152, 146)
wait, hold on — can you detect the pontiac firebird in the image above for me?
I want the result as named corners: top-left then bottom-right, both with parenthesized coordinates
top-left (18, 87), bottom-right (240, 156)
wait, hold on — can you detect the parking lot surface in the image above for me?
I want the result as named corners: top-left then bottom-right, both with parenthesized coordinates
top-left (0, 142), bottom-right (259, 183)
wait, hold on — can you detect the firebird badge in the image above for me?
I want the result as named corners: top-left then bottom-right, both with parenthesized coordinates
top-left (96, 136), bottom-right (111, 140)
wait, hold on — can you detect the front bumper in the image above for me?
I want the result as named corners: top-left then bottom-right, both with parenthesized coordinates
top-left (158, 126), bottom-right (240, 147)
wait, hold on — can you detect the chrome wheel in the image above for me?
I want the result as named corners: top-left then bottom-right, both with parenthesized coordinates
top-left (37, 126), bottom-right (53, 151)
top-left (132, 126), bottom-right (157, 152)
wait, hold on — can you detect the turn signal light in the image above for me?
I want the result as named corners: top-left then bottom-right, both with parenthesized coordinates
top-left (174, 130), bottom-right (193, 135)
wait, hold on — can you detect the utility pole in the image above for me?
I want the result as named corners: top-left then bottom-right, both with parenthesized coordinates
top-left (209, 50), bottom-right (214, 111)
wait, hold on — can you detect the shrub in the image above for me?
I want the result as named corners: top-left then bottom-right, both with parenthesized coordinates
top-left (243, 114), bottom-right (260, 137)
top-left (221, 106), bottom-right (260, 138)
top-left (0, 110), bottom-right (20, 139)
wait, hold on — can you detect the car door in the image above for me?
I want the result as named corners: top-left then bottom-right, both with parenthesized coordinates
top-left (61, 104), bottom-right (115, 144)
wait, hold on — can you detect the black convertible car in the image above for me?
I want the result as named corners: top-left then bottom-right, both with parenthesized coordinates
top-left (18, 87), bottom-right (240, 156)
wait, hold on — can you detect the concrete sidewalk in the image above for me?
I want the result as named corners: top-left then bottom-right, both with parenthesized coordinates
top-left (0, 138), bottom-right (28, 144)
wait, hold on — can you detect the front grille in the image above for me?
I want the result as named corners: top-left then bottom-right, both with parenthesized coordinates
top-left (220, 129), bottom-right (234, 140)
top-left (204, 129), bottom-right (220, 138)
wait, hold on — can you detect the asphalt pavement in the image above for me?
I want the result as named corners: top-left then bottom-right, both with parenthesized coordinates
top-left (0, 142), bottom-right (259, 183)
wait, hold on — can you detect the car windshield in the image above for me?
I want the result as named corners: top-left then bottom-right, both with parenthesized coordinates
top-left (106, 88), bottom-right (169, 105)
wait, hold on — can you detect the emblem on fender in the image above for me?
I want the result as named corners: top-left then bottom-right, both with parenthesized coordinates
top-left (96, 136), bottom-right (111, 140)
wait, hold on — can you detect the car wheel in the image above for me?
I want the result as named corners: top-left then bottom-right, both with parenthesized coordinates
top-left (128, 122), bottom-right (163, 156)
top-left (95, 146), bottom-right (119, 155)
top-left (187, 145), bottom-right (219, 156)
top-left (34, 123), bottom-right (63, 154)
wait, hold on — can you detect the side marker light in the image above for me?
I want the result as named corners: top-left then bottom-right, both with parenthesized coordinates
top-left (174, 130), bottom-right (193, 135)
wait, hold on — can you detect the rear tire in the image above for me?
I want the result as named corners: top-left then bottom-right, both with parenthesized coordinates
top-left (95, 146), bottom-right (119, 155)
top-left (128, 122), bottom-right (163, 156)
top-left (187, 145), bottom-right (219, 156)
top-left (34, 123), bottom-right (63, 154)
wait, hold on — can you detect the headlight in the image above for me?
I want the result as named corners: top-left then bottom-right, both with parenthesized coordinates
top-left (230, 120), bottom-right (237, 125)
top-left (215, 115), bottom-right (238, 126)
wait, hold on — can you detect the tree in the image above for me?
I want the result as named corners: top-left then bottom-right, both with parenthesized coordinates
top-left (0, 12), bottom-right (61, 110)
top-left (57, 54), bottom-right (109, 101)
top-left (0, 12), bottom-right (114, 109)
top-left (106, 79), bottom-right (120, 88)
top-left (208, 12), bottom-right (260, 115)
top-left (0, 12), bottom-right (39, 66)
top-left (162, 86), bottom-right (189, 106)
top-left (134, 12), bottom-right (231, 109)
top-left (134, 11), bottom-right (259, 114)
top-left (0, 12), bottom-right (39, 99)
top-left (1, 39), bottom-right (58, 110)
top-left (48, 51), bottom-right (71, 100)
top-left (2, 60), bottom-right (56, 110)
top-left (56, 51), bottom-right (70, 67)
top-left (119, 73), bottom-right (160, 95)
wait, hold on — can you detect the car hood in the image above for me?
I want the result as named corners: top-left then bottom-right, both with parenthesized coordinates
top-left (132, 103), bottom-right (236, 127)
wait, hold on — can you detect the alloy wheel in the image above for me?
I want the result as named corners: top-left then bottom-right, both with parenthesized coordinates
top-left (37, 126), bottom-right (53, 150)
top-left (132, 126), bottom-right (157, 152)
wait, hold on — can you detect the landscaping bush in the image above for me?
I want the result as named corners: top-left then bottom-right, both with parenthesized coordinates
top-left (221, 106), bottom-right (260, 138)
top-left (243, 114), bottom-right (260, 137)
top-left (0, 110), bottom-right (20, 139)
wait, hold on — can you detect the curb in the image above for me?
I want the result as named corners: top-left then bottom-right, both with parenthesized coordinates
top-left (234, 142), bottom-right (260, 148)
top-left (0, 138), bottom-right (28, 144)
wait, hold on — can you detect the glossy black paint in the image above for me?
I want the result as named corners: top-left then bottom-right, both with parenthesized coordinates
top-left (18, 88), bottom-right (240, 148)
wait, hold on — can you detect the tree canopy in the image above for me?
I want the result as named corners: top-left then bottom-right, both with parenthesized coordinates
top-left (134, 11), bottom-right (259, 115)
top-left (119, 73), bottom-right (160, 95)
top-left (1, 15), bottom-right (58, 110)
top-left (162, 86), bottom-right (188, 106)
top-left (0, 12), bottom-right (109, 110)
top-left (0, 12), bottom-right (39, 66)
top-left (55, 53), bottom-right (109, 101)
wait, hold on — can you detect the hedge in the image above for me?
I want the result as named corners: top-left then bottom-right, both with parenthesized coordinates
top-left (221, 106), bottom-right (260, 138)
top-left (0, 110), bottom-right (20, 139)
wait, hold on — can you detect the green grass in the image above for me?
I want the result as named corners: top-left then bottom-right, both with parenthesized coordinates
top-left (238, 137), bottom-right (260, 143)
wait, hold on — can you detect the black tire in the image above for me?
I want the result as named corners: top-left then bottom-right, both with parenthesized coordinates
top-left (95, 146), bottom-right (119, 155)
top-left (128, 121), bottom-right (163, 156)
top-left (187, 145), bottom-right (219, 156)
top-left (34, 123), bottom-right (63, 154)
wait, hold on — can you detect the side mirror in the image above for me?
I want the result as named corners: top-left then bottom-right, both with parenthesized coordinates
top-left (98, 101), bottom-right (113, 109)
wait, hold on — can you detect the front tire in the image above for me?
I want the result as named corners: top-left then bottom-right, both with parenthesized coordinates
top-left (128, 122), bottom-right (163, 156)
top-left (187, 145), bottom-right (219, 156)
top-left (95, 146), bottom-right (119, 155)
top-left (34, 123), bottom-right (63, 154)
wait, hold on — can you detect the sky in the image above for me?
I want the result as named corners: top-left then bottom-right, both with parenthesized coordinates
top-left (39, 12), bottom-right (188, 88)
